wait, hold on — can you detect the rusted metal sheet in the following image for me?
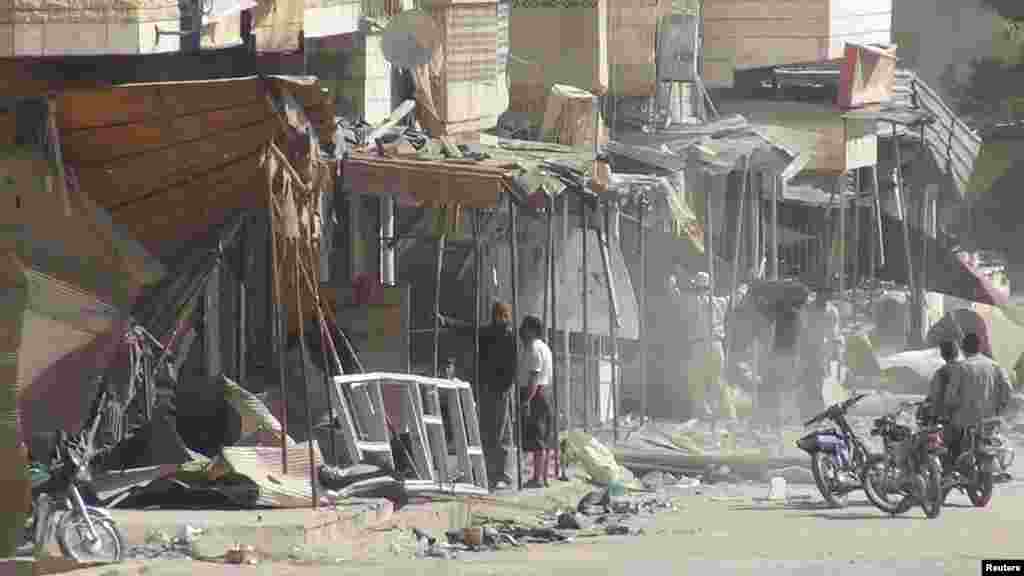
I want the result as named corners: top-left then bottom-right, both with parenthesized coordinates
top-left (218, 441), bottom-right (324, 508)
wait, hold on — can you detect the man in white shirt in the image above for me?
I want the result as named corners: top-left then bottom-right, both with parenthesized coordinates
top-left (518, 315), bottom-right (554, 489)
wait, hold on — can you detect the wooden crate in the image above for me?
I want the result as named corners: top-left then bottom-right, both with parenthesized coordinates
top-left (508, 0), bottom-right (608, 116)
top-left (420, 1), bottom-right (500, 136)
top-left (702, 0), bottom-right (893, 87)
top-left (838, 43), bottom-right (898, 109)
top-left (540, 84), bottom-right (609, 149)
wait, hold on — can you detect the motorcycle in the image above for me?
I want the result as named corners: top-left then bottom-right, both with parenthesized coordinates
top-left (861, 400), bottom-right (945, 519)
top-left (23, 431), bottom-right (125, 562)
top-left (941, 417), bottom-right (1004, 508)
top-left (796, 393), bottom-right (873, 508)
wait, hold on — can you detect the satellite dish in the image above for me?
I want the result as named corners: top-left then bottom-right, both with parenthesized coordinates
top-left (382, 9), bottom-right (441, 70)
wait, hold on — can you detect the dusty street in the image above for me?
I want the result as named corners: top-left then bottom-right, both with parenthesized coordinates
top-left (61, 476), bottom-right (1024, 576)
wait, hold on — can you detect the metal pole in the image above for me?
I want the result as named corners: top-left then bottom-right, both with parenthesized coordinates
top-left (294, 240), bottom-right (318, 509)
top-left (561, 193), bottom-right (572, 466)
top-left (509, 198), bottom-right (522, 491)
top-left (730, 158), bottom-right (749, 313)
top-left (473, 212), bottom-right (481, 405)
top-left (604, 202), bottom-right (619, 442)
top-left (638, 194), bottom-right (648, 421)
top-left (549, 195), bottom-right (563, 478)
top-left (237, 214), bottom-right (248, 384)
top-left (432, 234), bottom-right (446, 377)
top-left (705, 172), bottom-right (715, 356)
top-left (853, 169), bottom-right (861, 295)
top-left (892, 123), bottom-right (916, 344)
top-left (581, 193), bottom-right (591, 431)
top-left (381, 196), bottom-right (395, 285)
top-left (870, 163), bottom-right (885, 274)
top-left (268, 181), bottom-right (289, 475)
top-left (770, 175), bottom-right (779, 280)
top-left (838, 175), bottom-right (846, 299)
top-left (544, 199), bottom-right (553, 337)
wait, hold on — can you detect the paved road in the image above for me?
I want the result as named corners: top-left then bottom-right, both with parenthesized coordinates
top-left (62, 475), bottom-right (1024, 576)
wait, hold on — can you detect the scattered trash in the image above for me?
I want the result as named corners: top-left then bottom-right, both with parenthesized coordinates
top-left (556, 511), bottom-right (591, 530)
top-left (768, 476), bottom-right (788, 501)
top-left (225, 544), bottom-right (258, 565)
top-left (563, 430), bottom-right (639, 487)
top-left (177, 525), bottom-right (203, 544)
top-left (604, 524), bottom-right (644, 536)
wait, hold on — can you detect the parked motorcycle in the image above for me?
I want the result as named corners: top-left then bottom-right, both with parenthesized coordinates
top-left (941, 417), bottom-right (1004, 507)
top-left (861, 400), bottom-right (945, 519)
top-left (24, 431), bottom-right (124, 562)
top-left (796, 393), bottom-right (873, 508)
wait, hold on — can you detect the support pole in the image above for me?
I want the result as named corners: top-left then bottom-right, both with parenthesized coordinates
top-left (581, 193), bottom-right (591, 431)
top-left (544, 198), bottom-right (553, 337)
top-left (472, 212), bottom-right (481, 405)
top-left (561, 193), bottom-right (572, 471)
top-left (432, 234), bottom-right (446, 377)
top-left (237, 214), bottom-right (248, 384)
top-left (892, 123), bottom-right (916, 345)
top-left (770, 174), bottom-right (779, 280)
top-left (853, 169), bottom-right (861, 295)
top-left (870, 164), bottom-right (885, 270)
top-left (509, 197), bottom-right (522, 491)
top-left (638, 193), bottom-right (649, 421)
top-left (602, 203), bottom-right (620, 442)
top-left (704, 173), bottom-right (715, 364)
top-left (838, 174), bottom-right (846, 299)
top-left (730, 158), bottom-right (749, 313)
top-left (381, 196), bottom-right (395, 285)
top-left (294, 240), bottom-right (319, 509)
top-left (268, 161), bottom-right (289, 475)
top-left (549, 195), bottom-right (562, 478)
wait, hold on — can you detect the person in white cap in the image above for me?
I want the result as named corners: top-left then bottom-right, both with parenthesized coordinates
top-left (686, 271), bottom-right (732, 421)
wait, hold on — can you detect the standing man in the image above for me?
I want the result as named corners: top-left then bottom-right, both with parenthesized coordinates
top-left (945, 332), bottom-right (1014, 469)
top-left (764, 299), bottom-right (804, 430)
top-left (442, 302), bottom-right (516, 489)
top-left (686, 272), bottom-right (732, 422)
top-left (800, 289), bottom-right (841, 418)
top-left (477, 303), bottom-right (516, 489)
top-left (518, 315), bottom-right (554, 489)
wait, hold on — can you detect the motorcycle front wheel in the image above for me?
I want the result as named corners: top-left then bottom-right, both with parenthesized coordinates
top-left (811, 451), bottom-right (849, 508)
top-left (56, 511), bottom-right (124, 563)
top-left (967, 464), bottom-right (994, 508)
top-left (862, 455), bottom-right (914, 515)
top-left (919, 456), bottom-right (943, 519)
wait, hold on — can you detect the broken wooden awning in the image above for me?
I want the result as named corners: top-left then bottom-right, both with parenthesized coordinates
top-left (57, 75), bottom-right (335, 260)
top-left (344, 153), bottom-right (511, 209)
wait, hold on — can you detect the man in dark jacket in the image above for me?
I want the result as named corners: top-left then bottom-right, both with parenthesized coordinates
top-left (441, 302), bottom-right (516, 488)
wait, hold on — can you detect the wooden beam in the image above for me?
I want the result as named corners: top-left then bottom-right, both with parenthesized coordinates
top-left (61, 102), bottom-right (270, 165)
top-left (76, 120), bottom-right (276, 208)
top-left (204, 262), bottom-right (222, 378)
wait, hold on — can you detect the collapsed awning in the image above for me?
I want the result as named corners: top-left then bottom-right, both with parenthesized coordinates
top-left (868, 215), bottom-right (1009, 307)
top-left (57, 75), bottom-right (335, 260)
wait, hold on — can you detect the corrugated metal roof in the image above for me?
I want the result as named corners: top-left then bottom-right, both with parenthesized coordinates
top-left (751, 64), bottom-right (981, 199)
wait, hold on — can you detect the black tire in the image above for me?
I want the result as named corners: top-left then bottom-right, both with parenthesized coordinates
top-left (811, 451), bottom-right (849, 508)
top-left (919, 456), bottom-right (943, 519)
top-left (862, 455), bottom-right (913, 515)
top-left (967, 466), bottom-right (994, 508)
top-left (56, 511), bottom-right (124, 563)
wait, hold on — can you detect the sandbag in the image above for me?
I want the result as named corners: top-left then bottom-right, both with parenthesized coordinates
top-left (562, 430), bottom-right (636, 487)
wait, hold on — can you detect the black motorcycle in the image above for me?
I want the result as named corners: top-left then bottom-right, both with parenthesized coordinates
top-left (941, 417), bottom-right (1004, 508)
top-left (796, 393), bottom-right (873, 508)
top-left (861, 400), bottom-right (945, 519)
top-left (24, 431), bottom-right (125, 562)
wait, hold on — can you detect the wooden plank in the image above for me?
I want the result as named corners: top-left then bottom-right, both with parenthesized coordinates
top-left (410, 381), bottom-right (436, 479)
top-left (57, 77), bottom-right (265, 131)
top-left (75, 120), bottom-right (277, 209)
top-left (369, 380), bottom-right (395, 469)
top-left (108, 155), bottom-right (265, 250)
top-left (703, 0), bottom-right (828, 22)
top-left (61, 102), bottom-right (271, 165)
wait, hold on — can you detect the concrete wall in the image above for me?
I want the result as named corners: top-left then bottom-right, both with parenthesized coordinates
top-left (892, 0), bottom-right (1003, 102)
